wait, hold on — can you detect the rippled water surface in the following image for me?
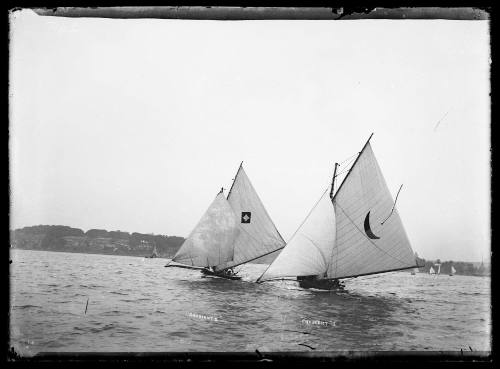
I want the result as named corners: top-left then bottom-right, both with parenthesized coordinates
top-left (10, 249), bottom-right (491, 355)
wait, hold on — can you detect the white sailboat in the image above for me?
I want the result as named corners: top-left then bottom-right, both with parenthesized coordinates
top-left (449, 265), bottom-right (456, 276)
top-left (257, 134), bottom-right (419, 290)
top-left (166, 163), bottom-right (285, 280)
top-left (435, 263), bottom-right (442, 275)
top-left (429, 266), bottom-right (436, 274)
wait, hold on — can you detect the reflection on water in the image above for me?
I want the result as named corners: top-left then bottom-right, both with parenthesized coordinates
top-left (10, 249), bottom-right (491, 355)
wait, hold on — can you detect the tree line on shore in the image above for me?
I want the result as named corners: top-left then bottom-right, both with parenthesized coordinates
top-left (11, 224), bottom-right (185, 257)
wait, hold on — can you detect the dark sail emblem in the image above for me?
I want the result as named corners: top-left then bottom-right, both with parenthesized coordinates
top-left (241, 212), bottom-right (251, 224)
top-left (364, 211), bottom-right (380, 239)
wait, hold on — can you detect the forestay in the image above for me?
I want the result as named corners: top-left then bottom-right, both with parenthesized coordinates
top-left (216, 166), bottom-right (286, 271)
top-left (171, 193), bottom-right (239, 268)
top-left (328, 143), bottom-right (417, 279)
top-left (257, 189), bottom-right (336, 282)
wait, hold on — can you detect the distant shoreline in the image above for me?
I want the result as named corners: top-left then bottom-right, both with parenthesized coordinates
top-left (10, 247), bottom-right (170, 259)
top-left (10, 225), bottom-right (490, 275)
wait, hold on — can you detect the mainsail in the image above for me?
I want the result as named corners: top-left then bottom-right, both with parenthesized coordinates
top-left (451, 266), bottom-right (456, 275)
top-left (216, 164), bottom-right (286, 271)
top-left (171, 192), bottom-right (239, 268)
top-left (258, 135), bottom-right (418, 283)
top-left (327, 141), bottom-right (417, 279)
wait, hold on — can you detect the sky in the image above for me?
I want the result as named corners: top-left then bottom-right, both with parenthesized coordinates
top-left (9, 10), bottom-right (490, 262)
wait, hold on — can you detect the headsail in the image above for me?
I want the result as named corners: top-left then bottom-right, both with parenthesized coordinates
top-left (171, 193), bottom-right (239, 268)
top-left (217, 164), bottom-right (286, 271)
top-left (429, 266), bottom-right (435, 274)
top-left (327, 141), bottom-right (417, 279)
top-left (257, 189), bottom-right (336, 282)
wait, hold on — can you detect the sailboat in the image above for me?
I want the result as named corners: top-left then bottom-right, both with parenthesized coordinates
top-left (429, 266), bottom-right (436, 274)
top-left (146, 243), bottom-right (158, 258)
top-left (257, 133), bottom-right (419, 290)
top-left (411, 267), bottom-right (419, 275)
top-left (165, 162), bottom-right (286, 280)
top-left (435, 263), bottom-right (441, 275)
top-left (449, 266), bottom-right (456, 276)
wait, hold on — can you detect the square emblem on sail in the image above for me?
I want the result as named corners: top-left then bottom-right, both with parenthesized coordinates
top-left (241, 212), bottom-right (251, 223)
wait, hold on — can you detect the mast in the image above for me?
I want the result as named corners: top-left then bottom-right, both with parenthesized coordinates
top-left (329, 163), bottom-right (338, 200)
top-left (227, 161), bottom-right (243, 200)
top-left (332, 133), bottom-right (374, 203)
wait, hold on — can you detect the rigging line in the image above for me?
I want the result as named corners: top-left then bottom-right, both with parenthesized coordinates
top-left (335, 164), bottom-right (354, 177)
top-left (257, 188), bottom-right (330, 282)
top-left (338, 152), bottom-right (358, 166)
top-left (380, 184), bottom-right (403, 225)
top-left (336, 157), bottom-right (357, 175)
top-left (335, 202), bottom-right (410, 266)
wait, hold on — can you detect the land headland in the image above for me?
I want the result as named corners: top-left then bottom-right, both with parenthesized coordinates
top-left (9, 224), bottom-right (278, 263)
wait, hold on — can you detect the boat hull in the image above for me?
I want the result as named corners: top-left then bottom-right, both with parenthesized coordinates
top-left (201, 268), bottom-right (242, 280)
top-left (297, 277), bottom-right (345, 291)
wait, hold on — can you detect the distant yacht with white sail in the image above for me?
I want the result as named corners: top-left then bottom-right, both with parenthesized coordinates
top-left (435, 262), bottom-right (442, 276)
top-left (429, 266), bottom-right (436, 274)
top-left (257, 134), bottom-right (419, 290)
top-left (165, 162), bottom-right (285, 280)
top-left (449, 265), bottom-right (456, 276)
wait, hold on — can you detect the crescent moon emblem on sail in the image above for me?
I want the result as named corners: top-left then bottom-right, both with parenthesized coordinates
top-left (364, 211), bottom-right (380, 239)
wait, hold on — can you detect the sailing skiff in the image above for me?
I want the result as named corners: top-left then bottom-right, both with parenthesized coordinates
top-left (257, 134), bottom-right (420, 290)
top-left (165, 163), bottom-right (285, 280)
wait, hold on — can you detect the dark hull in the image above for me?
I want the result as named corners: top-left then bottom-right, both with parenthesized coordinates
top-left (201, 268), bottom-right (242, 280)
top-left (297, 277), bottom-right (345, 291)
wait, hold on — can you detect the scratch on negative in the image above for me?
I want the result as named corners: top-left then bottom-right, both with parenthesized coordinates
top-left (433, 110), bottom-right (450, 132)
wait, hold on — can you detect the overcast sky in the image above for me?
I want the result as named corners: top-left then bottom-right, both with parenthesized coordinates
top-left (10, 10), bottom-right (490, 262)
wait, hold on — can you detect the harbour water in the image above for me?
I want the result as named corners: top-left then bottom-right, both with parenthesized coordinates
top-left (10, 249), bottom-right (491, 355)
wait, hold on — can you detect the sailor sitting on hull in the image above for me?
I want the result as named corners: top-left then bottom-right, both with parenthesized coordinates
top-left (208, 266), bottom-right (236, 277)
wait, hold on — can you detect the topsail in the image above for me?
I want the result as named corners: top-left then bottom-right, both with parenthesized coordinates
top-left (258, 135), bottom-right (418, 283)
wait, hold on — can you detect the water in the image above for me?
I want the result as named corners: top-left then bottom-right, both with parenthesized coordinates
top-left (10, 249), bottom-right (491, 355)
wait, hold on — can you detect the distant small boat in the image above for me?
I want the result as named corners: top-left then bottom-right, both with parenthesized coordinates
top-left (411, 267), bottom-right (418, 275)
top-left (435, 263), bottom-right (441, 275)
top-left (449, 266), bottom-right (456, 276)
top-left (429, 266), bottom-right (435, 274)
top-left (146, 244), bottom-right (158, 258)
